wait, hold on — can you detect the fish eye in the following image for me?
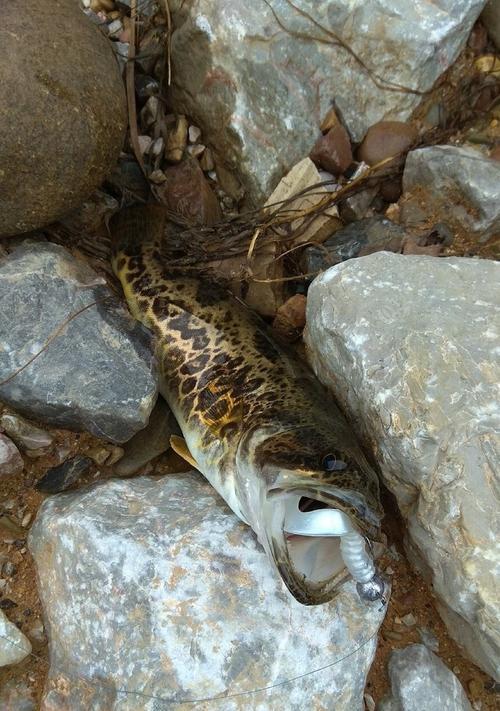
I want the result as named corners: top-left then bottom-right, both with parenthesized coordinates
top-left (322, 454), bottom-right (348, 472)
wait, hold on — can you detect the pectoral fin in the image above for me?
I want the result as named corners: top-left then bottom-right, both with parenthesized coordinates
top-left (170, 435), bottom-right (198, 469)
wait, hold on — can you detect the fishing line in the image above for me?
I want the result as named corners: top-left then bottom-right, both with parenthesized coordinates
top-left (0, 627), bottom-right (379, 706)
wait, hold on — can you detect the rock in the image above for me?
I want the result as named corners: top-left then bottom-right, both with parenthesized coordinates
top-left (481, 1), bottom-right (500, 49)
top-left (0, 610), bottom-right (32, 666)
top-left (164, 114), bottom-right (188, 162)
top-left (378, 644), bottom-right (472, 711)
top-left (114, 397), bottom-right (179, 476)
top-left (107, 156), bottom-right (151, 203)
top-left (158, 157), bottom-right (221, 226)
top-left (0, 0), bottom-right (126, 237)
top-left (0, 412), bottom-right (53, 452)
top-left (167, 0), bottom-right (483, 204)
top-left (402, 145), bottom-right (500, 243)
top-left (0, 515), bottom-right (25, 542)
top-left (490, 146), bottom-right (500, 161)
top-left (0, 434), bottom-right (23, 477)
top-left (29, 473), bottom-right (386, 710)
top-left (272, 294), bottom-right (307, 341)
top-left (310, 124), bottom-right (353, 176)
top-left (301, 217), bottom-right (407, 275)
top-left (0, 241), bottom-right (158, 443)
top-left (0, 679), bottom-right (36, 711)
top-left (357, 121), bottom-right (418, 167)
top-left (36, 456), bottom-right (93, 494)
top-left (304, 253), bottom-right (500, 679)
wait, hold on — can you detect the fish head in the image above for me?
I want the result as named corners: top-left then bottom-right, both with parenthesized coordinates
top-left (246, 426), bottom-right (383, 605)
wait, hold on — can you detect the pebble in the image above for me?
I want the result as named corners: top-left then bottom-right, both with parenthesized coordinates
top-left (418, 626), bottom-right (440, 652)
top-left (36, 455), bottom-right (93, 494)
top-left (0, 434), bottom-right (23, 476)
top-left (138, 134), bottom-right (152, 155)
top-left (188, 125), bottom-right (202, 143)
top-left (309, 123), bottom-right (353, 176)
top-left (149, 169), bottom-right (167, 184)
top-left (158, 158), bottom-right (222, 226)
top-left (401, 612), bottom-right (417, 627)
top-left (364, 692), bottom-right (376, 711)
top-left (272, 295), bottom-right (307, 341)
top-left (187, 143), bottom-right (206, 158)
top-left (21, 513), bottom-right (32, 528)
top-left (140, 96), bottom-right (159, 129)
top-left (0, 412), bottom-right (53, 452)
top-left (199, 147), bottom-right (215, 172)
top-left (164, 115), bottom-right (188, 162)
top-left (468, 679), bottom-right (483, 697)
top-left (2, 562), bottom-right (16, 577)
top-left (0, 610), bottom-right (32, 666)
top-left (357, 120), bottom-right (418, 166)
top-left (134, 74), bottom-right (159, 100)
top-left (107, 19), bottom-right (122, 36)
top-left (0, 516), bottom-right (25, 542)
top-left (150, 136), bottom-right (164, 158)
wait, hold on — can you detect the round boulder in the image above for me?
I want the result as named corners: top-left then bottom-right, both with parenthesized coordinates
top-left (357, 121), bottom-right (418, 167)
top-left (0, 0), bottom-right (127, 237)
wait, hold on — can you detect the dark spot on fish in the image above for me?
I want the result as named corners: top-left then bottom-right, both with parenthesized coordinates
top-left (181, 377), bottom-right (197, 395)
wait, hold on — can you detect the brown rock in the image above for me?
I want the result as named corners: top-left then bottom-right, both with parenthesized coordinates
top-left (272, 294), bottom-right (307, 340)
top-left (310, 124), bottom-right (353, 176)
top-left (159, 158), bottom-right (222, 226)
top-left (380, 177), bottom-right (403, 203)
top-left (164, 115), bottom-right (188, 163)
top-left (357, 121), bottom-right (418, 167)
top-left (0, 0), bottom-right (126, 237)
top-left (490, 145), bottom-right (500, 161)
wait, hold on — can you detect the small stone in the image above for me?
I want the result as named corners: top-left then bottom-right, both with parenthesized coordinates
top-left (164, 115), bottom-right (188, 162)
top-left (105, 446), bottom-right (124, 467)
top-left (0, 434), bottom-right (23, 476)
top-left (36, 456), bottom-right (93, 494)
top-left (0, 413), bottom-right (53, 452)
top-left (134, 74), bottom-right (159, 100)
top-left (149, 169), bottom-right (167, 184)
top-left (0, 610), bottom-right (32, 666)
top-left (140, 96), bottom-right (159, 129)
top-left (28, 620), bottom-right (46, 644)
top-left (107, 19), bottom-right (122, 36)
top-left (158, 158), bottom-right (221, 226)
top-left (2, 562), bottom-right (16, 577)
top-left (0, 516), bottom-right (25, 542)
top-left (188, 125), bottom-right (202, 143)
top-left (21, 513), bottom-right (32, 528)
top-left (320, 107), bottom-right (341, 134)
top-left (87, 446), bottom-right (109, 466)
top-left (137, 135), bottom-right (152, 154)
top-left (187, 143), bottom-right (206, 158)
top-left (199, 147), bottom-right (215, 172)
top-left (150, 136), bottom-right (164, 158)
top-left (357, 121), bottom-right (418, 167)
top-left (385, 566), bottom-right (395, 575)
top-left (401, 612), bottom-right (417, 627)
top-left (309, 124), bottom-right (353, 176)
top-left (272, 295), bottom-right (307, 341)
top-left (418, 626), bottom-right (440, 652)
top-left (0, 580), bottom-right (6, 590)
top-left (468, 679), bottom-right (483, 697)
top-left (364, 692), bottom-right (376, 711)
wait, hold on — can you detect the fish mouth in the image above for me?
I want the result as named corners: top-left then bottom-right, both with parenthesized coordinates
top-left (263, 486), bottom-right (381, 605)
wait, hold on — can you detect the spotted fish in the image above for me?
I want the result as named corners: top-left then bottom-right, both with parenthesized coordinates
top-left (111, 205), bottom-right (383, 605)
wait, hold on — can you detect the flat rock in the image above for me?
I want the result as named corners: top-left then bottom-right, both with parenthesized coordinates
top-left (168, 0), bottom-right (484, 203)
top-left (0, 610), bottom-right (32, 666)
top-left (378, 644), bottom-right (472, 711)
top-left (0, 0), bottom-right (126, 236)
top-left (304, 253), bottom-right (500, 680)
top-left (29, 473), bottom-right (386, 710)
top-left (0, 241), bottom-right (157, 443)
top-left (402, 145), bottom-right (500, 243)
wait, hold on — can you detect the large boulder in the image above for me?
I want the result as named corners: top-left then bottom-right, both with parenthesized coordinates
top-left (29, 473), bottom-right (387, 710)
top-left (0, 241), bottom-right (157, 442)
top-left (0, 0), bottom-right (126, 237)
top-left (304, 252), bottom-right (500, 680)
top-left (167, 0), bottom-right (485, 203)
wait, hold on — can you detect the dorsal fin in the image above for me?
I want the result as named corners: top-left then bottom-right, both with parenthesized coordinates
top-left (170, 435), bottom-right (198, 469)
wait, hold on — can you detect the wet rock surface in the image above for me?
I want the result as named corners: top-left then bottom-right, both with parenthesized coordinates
top-left (0, 241), bottom-right (157, 443)
top-left (0, 0), bottom-right (126, 236)
top-left (0, 610), bottom-right (32, 667)
top-left (379, 644), bottom-right (472, 711)
top-left (168, 0), bottom-right (484, 203)
top-left (305, 253), bottom-right (500, 680)
top-left (402, 145), bottom-right (500, 243)
top-left (29, 473), bottom-right (386, 710)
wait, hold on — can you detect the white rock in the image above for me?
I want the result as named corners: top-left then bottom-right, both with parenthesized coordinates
top-left (379, 644), bottom-right (472, 711)
top-left (168, 0), bottom-right (485, 203)
top-left (403, 145), bottom-right (500, 242)
top-left (29, 473), bottom-right (386, 710)
top-left (0, 610), bottom-right (32, 666)
top-left (304, 253), bottom-right (500, 680)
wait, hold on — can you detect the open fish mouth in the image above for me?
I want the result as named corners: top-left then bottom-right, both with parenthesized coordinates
top-left (262, 488), bottom-right (384, 606)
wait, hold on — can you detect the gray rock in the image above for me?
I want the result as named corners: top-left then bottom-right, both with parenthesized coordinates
top-left (304, 253), bottom-right (500, 680)
top-left (378, 644), bottom-right (472, 711)
top-left (301, 217), bottom-right (406, 275)
top-left (0, 412), bottom-right (53, 452)
top-left (0, 434), bottom-right (23, 476)
top-left (0, 610), bottom-right (32, 666)
top-left (168, 0), bottom-right (484, 203)
top-left (29, 473), bottom-right (386, 710)
top-left (402, 145), bottom-right (500, 242)
top-left (0, 241), bottom-right (157, 443)
top-left (481, 0), bottom-right (500, 49)
top-left (0, 679), bottom-right (36, 711)
top-left (35, 455), bottom-right (93, 494)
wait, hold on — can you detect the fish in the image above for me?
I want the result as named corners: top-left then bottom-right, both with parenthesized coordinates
top-left (110, 204), bottom-right (384, 605)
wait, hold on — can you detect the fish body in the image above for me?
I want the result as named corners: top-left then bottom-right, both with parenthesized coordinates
top-left (111, 205), bottom-right (383, 604)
